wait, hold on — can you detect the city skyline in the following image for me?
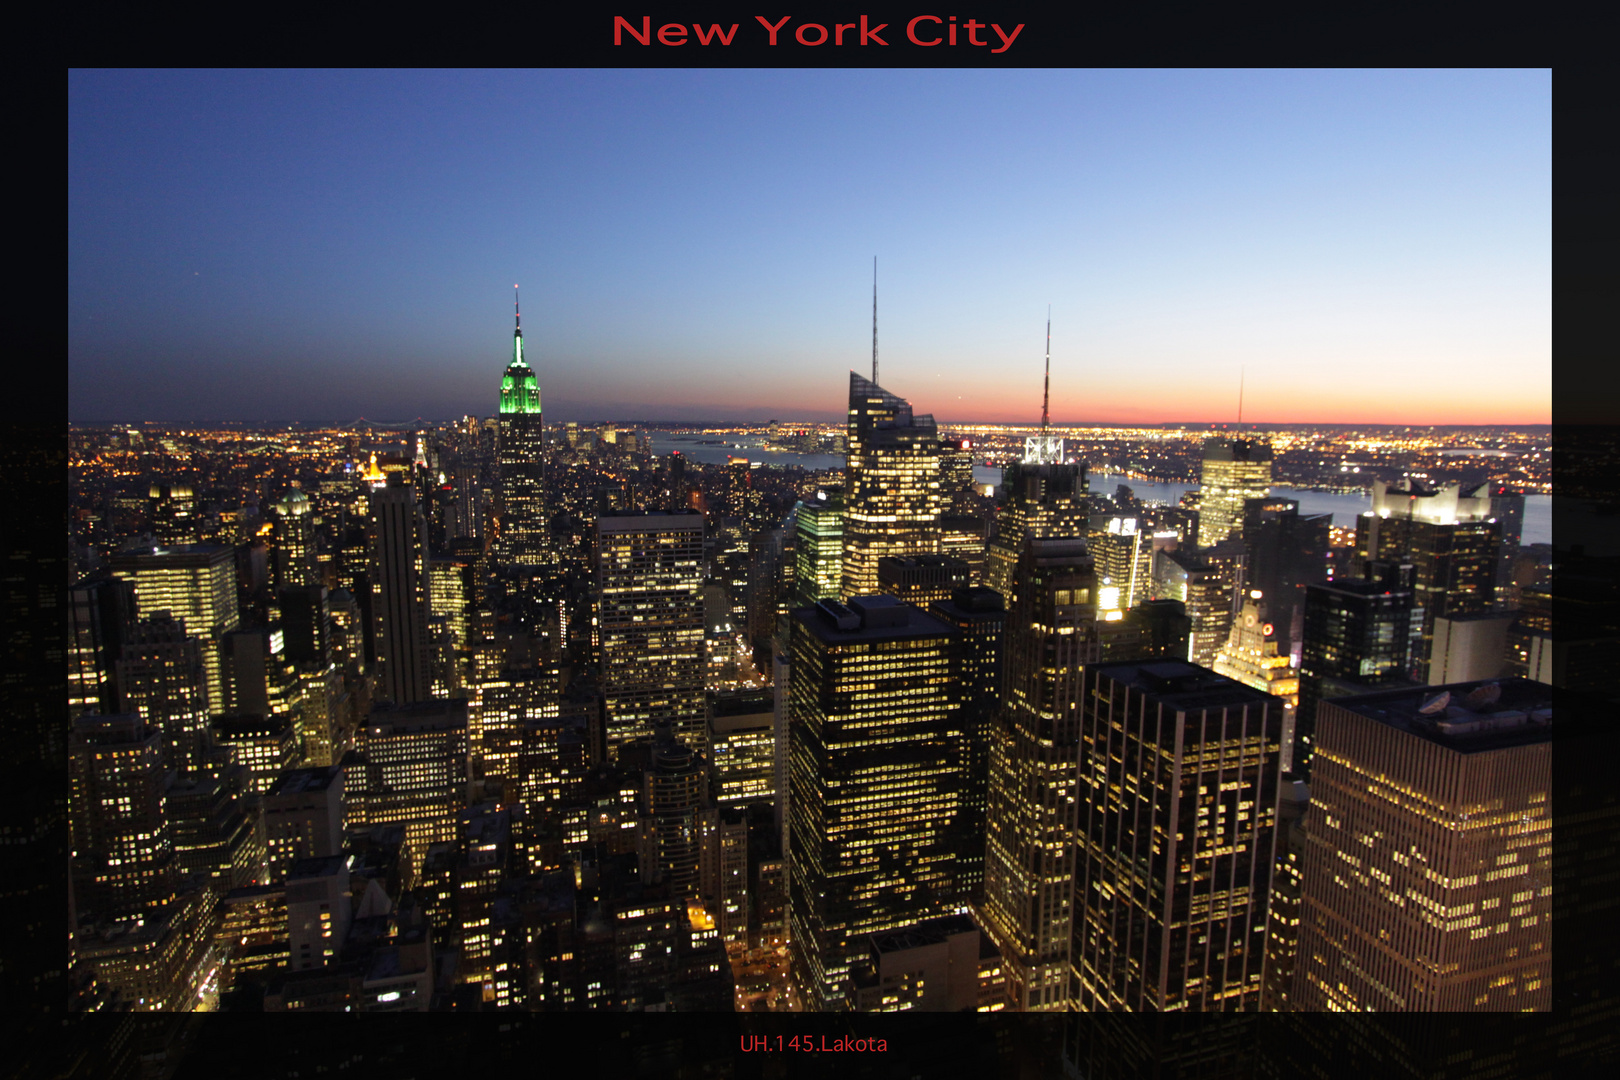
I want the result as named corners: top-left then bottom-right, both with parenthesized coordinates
top-left (70, 69), bottom-right (1550, 427)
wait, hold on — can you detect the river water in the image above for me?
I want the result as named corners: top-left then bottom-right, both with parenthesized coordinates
top-left (644, 434), bottom-right (1550, 546)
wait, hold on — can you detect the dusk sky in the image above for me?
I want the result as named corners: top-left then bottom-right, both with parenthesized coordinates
top-left (69, 69), bottom-right (1550, 427)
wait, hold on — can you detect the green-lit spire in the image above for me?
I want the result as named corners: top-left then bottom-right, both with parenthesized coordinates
top-left (499, 286), bottom-right (542, 415)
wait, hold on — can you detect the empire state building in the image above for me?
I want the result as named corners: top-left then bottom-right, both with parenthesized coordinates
top-left (497, 291), bottom-right (547, 565)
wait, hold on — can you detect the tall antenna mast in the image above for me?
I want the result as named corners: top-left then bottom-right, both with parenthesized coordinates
top-left (515, 284), bottom-right (521, 335)
top-left (1041, 305), bottom-right (1052, 433)
top-left (871, 257), bottom-right (878, 385)
top-left (1237, 365), bottom-right (1244, 426)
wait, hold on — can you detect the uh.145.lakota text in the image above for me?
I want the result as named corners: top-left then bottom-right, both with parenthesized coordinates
top-left (740, 1035), bottom-right (888, 1053)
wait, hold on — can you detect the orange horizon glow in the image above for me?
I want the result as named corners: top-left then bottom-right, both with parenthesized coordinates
top-left (629, 389), bottom-right (1552, 428)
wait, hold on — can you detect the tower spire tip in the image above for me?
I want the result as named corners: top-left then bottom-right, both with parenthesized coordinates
top-left (871, 256), bottom-right (879, 386)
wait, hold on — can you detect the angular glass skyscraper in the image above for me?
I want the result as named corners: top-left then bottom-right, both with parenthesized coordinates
top-left (841, 373), bottom-right (943, 599)
top-left (496, 295), bottom-right (547, 566)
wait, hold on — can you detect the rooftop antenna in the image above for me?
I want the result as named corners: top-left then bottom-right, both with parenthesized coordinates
top-left (1041, 305), bottom-right (1052, 432)
top-left (871, 257), bottom-right (878, 385)
top-left (515, 285), bottom-right (521, 333)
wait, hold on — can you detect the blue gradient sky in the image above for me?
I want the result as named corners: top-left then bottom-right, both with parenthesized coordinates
top-left (69, 69), bottom-right (1550, 426)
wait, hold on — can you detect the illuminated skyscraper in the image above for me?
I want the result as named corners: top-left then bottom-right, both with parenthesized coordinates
top-left (1196, 437), bottom-right (1273, 548)
top-left (348, 698), bottom-right (470, 876)
top-left (70, 714), bottom-right (215, 1013)
top-left (496, 290), bottom-right (547, 566)
top-left (69, 713), bottom-right (179, 917)
top-left (474, 663), bottom-right (559, 797)
top-left (115, 614), bottom-right (210, 774)
top-left (1072, 661), bottom-right (1282, 1012)
top-left (788, 595), bottom-right (968, 1011)
top-left (1292, 679), bottom-right (1551, 1012)
top-left (108, 544), bottom-right (240, 715)
top-left (1297, 562), bottom-right (1420, 778)
top-left (368, 480), bottom-right (430, 705)
top-left (792, 487), bottom-right (843, 608)
top-left (1155, 540), bottom-right (1245, 667)
top-left (1089, 517), bottom-right (1152, 614)
top-left (427, 553), bottom-right (478, 681)
top-left (841, 373), bottom-right (944, 598)
top-left (938, 436), bottom-right (978, 508)
top-left (707, 689), bottom-right (776, 808)
top-left (985, 457), bottom-right (1089, 602)
top-left (209, 713), bottom-right (299, 794)
top-left (928, 585), bottom-right (1006, 907)
top-left (727, 455), bottom-right (761, 524)
top-left (978, 537), bottom-right (1097, 1011)
top-left (595, 511), bottom-right (707, 757)
top-left (1355, 479), bottom-right (1501, 684)
top-left (149, 483), bottom-right (199, 546)
top-left (271, 488), bottom-right (318, 587)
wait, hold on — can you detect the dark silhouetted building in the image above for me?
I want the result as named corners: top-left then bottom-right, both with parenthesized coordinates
top-left (1297, 562), bottom-right (1421, 778)
top-left (878, 553), bottom-right (970, 608)
top-left (368, 481), bottom-right (431, 706)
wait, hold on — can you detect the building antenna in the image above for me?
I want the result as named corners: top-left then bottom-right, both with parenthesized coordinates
top-left (514, 284), bottom-right (522, 336)
top-left (1041, 305), bottom-right (1052, 433)
top-left (1237, 365), bottom-right (1244, 426)
top-left (871, 257), bottom-right (878, 385)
